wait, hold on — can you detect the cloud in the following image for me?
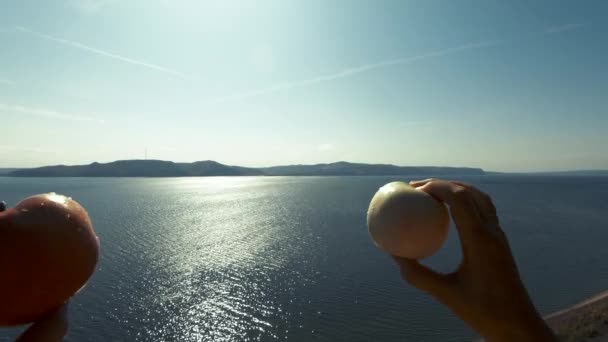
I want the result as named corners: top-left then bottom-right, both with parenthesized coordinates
top-left (249, 45), bottom-right (277, 73)
top-left (207, 40), bottom-right (500, 104)
top-left (0, 103), bottom-right (105, 123)
top-left (397, 120), bottom-right (439, 128)
top-left (15, 26), bottom-right (194, 80)
top-left (544, 23), bottom-right (587, 34)
top-left (68, 0), bottom-right (118, 14)
top-left (317, 143), bottom-right (335, 152)
top-left (0, 145), bottom-right (51, 154)
top-left (0, 77), bottom-right (14, 86)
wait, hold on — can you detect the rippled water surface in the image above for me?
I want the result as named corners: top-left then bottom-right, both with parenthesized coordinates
top-left (1, 175), bottom-right (608, 341)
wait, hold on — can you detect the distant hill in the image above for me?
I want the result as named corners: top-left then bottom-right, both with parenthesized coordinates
top-left (0, 168), bottom-right (20, 176)
top-left (487, 170), bottom-right (608, 176)
top-left (9, 160), bottom-right (263, 177)
top-left (259, 161), bottom-right (485, 176)
top-left (526, 170), bottom-right (608, 176)
top-left (9, 160), bottom-right (486, 177)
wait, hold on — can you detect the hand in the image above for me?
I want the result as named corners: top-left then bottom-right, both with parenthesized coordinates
top-left (393, 179), bottom-right (556, 341)
top-left (16, 302), bottom-right (69, 342)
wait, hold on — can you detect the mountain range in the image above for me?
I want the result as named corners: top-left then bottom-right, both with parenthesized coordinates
top-left (6, 160), bottom-right (485, 177)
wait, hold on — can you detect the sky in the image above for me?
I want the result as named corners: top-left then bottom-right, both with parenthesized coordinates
top-left (0, 0), bottom-right (607, 172)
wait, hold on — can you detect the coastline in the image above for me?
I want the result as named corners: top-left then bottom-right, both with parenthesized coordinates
top-left (546, 291), bottom-right (608, 341)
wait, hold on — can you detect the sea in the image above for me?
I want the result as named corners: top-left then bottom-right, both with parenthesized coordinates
top-left (1, 175), bottom-right (608, 341)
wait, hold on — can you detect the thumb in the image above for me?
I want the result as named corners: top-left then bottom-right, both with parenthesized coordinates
top-left (392, 256), bottom-right (454, 300)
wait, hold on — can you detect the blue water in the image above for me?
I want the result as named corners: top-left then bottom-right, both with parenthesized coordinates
top-left (1, 175), bottom-right (607, 341)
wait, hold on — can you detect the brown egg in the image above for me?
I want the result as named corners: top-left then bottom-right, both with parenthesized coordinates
top-left (0, 193), bottom-right (99, 326)
top-left (367, 182), bottom-right (449, 259)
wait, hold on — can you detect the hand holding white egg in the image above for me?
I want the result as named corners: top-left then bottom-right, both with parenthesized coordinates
top-left (367, 181), bottom-right (449, 259)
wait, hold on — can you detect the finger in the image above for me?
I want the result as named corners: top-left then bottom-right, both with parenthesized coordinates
top-left (408, 178), bottom-right (437, 188)
top-left (410, 179), bottom-right (473, 190)
top-left (450, 182), bottom-right (499, 225)
top-left (447, 180), bottom-right (471, 187)
top-left (17, 302), bottom-right (69, 342)
top-left (415, 180), bottom-right (484, 247)
top-left (392, 256), bottom-right (455, 301)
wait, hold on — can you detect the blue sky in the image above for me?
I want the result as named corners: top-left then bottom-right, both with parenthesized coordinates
top-left (0, 0), bottom-right (606, 171)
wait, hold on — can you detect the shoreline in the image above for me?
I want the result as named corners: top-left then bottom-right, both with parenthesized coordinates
top-left (546, 291), bottom-right (608, 341)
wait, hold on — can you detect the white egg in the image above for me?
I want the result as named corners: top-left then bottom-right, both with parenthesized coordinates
top-left (367, 181), bottom-right (449, 259)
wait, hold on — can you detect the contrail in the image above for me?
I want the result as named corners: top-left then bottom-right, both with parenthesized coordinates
top-left (12, 21), bottom-right (586, 105)
top-left (0, 103), bottom-right (105, 124)
top-left (207, 22), bottom-right (587, 105)
top-left (544, 23), bottom-right (587, 34)
top-left (207, 40), bottom-right (500, 104)
top-left (15, 26), bottom-right (194, 80)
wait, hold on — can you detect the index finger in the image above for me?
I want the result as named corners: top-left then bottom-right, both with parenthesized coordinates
top-left (414, 180), bottom-right (484, 250)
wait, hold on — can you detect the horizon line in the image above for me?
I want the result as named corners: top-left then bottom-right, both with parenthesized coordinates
top-left (2, 158), bottom-right (607, 174)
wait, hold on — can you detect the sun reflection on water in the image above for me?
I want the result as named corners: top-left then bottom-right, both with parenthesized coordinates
top-left (123, 177), bottom-right (318, 341)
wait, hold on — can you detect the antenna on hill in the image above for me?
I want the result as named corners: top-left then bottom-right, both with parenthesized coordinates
top-left (145, 147), bottom-right (148, 160)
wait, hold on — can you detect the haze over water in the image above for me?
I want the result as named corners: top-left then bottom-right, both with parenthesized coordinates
top-left (1, 175), bottom-right (608, 341)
